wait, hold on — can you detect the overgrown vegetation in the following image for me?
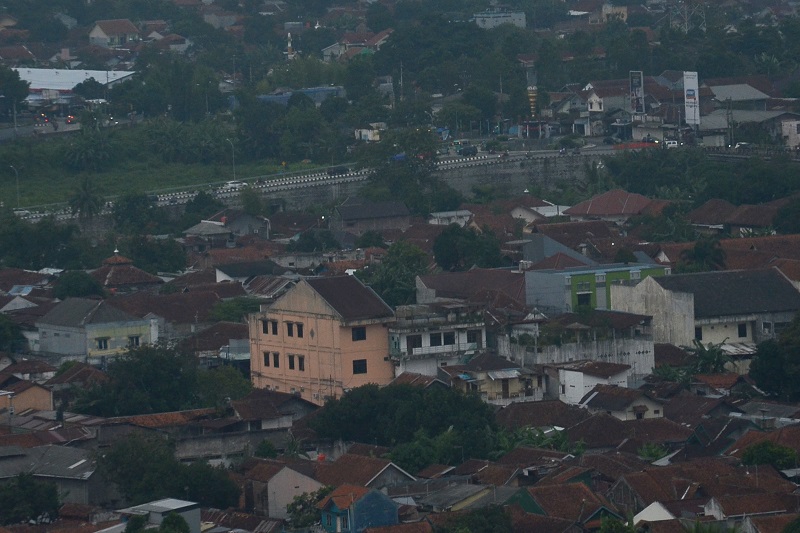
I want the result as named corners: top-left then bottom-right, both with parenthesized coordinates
top-left (97, 432), bottom-right (240, 508)
top-left (73, 344), bottom-right (251, 416)
top-left (0, 474), bottom-right (59, 525)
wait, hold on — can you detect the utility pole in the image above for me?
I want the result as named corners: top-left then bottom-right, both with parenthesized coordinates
top-left (9, 165), bottom-right (19, 208)
top-left (226, 139), bottom-right (236, 180)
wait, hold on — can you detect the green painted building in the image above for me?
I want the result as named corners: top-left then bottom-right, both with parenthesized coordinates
top-left (525, 263), bottom-right (670, 313)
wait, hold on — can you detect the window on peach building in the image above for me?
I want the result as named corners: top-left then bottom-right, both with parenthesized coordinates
top-left (352, 327), bottom-right (366, 341)
top-left (353, 359), bottom-right (367, 374)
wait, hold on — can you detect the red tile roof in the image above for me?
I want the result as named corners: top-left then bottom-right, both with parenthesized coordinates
top-left (94, 19), bottom-right (140, 35)
top-left (317, 483), bottom-right (371, 510)
top-left (687, 199), bottom-right (738, 225)
top-left (527, 252), bottom-right (592, 270)
top-left (418, 268), bottom-right (525, 306)
top-left (44, 363), bottom-right (108, 387)
top-left (564, 189), bottom-right (653, 217)
top-left (315, 454), bottom-right (399, 487)
top-left (177, 321), bottom-right (248, 353)
top-left (746, 513), bottom-right (800, 533)
top-left (109, 290), bottom-right (221, 324)
top-left (106, 408), bottom-right (216, 428)
top-left (727, 426), bottom-right (800, 457)
top-left (713, 493), bottom-right (799, 517)
top-left (90, 263), bottom-right (163, 289)
top-left (305, 276), bottom-right (394, 322)
top-left (495, 400), bottom-right (591, 430)
top-left (527, 483), bottom-right (617, 521)
top-left (363, 522), bottom-right (432, 533)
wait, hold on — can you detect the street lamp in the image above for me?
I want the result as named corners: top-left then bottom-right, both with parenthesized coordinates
top-left (9, 165), bottom-right (18, 208)
top-left (226, 138), bottom-right (236, 181)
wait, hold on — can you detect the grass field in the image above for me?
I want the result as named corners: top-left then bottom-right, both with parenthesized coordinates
top-left (1, 128), bottom-right (320, 209)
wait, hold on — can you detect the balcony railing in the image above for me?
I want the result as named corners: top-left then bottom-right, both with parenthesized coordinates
top-left (390, 342), bottom-right (479, 359)
top-left (486, 390), bottom-right (544, 406)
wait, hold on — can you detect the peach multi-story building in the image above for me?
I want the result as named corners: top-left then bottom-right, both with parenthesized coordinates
top-left (249, 276), bottom-right (395, 406)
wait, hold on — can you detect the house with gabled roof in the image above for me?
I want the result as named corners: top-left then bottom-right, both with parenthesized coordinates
top-left (318, 484), bottom-right (398, 532)
top-left (563, 189), bottom-right (658, 225)
top-left (495, 399), bottom-right (591, 432)
top-left (439, 353), bottom-right (541, 405)
top-left (89, 19), bottom-right (140, 48)
top-left (743, 512), bottom-right (800, 533)
top-left (242, 458), bottom-right (323, 519)
top-left (687, 199), bottom-right (739, 235)
top-left (579, 384), bottom-right (663, 420)
top-left (332, 200), bottom-right (411, 236)
top-left (90, 254), bottom-right (163, 294)
top-left (317, 453), bottom-right (415, 490)
top-left (416, 268), bottom-right (527, 309)
top-left (0, 377), bottom-right (53, 412)
top-left (608, 458), bottom-right (796, 515)
top-left (249, 276), bottom-right (395, 405)
top-left (109, 290), bottom-right (224, 344)
top-left (44, 362), bottom-right (108, 410)
top-left (611, 268), bottom-right (800, 367)
top-left (508, 482), bottom-right (622, 527)
top-left (662, 391), bottom-right (741, 428)
top-left (216, 260), bottom-right (286, 283)
top-left (547, 360), bottom-right (631, 405)
top-left (230, 388), bottom-right (317, 431)
top-left (705, 493), bottom-right (800, 527)
top-left (35, 298), bottom-right (151, 361)
top-left (0, 445), bottom-right (107, 505)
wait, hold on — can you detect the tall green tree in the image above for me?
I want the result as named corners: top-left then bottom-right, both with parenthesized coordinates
top-left (210, 296), bottom-right (263, 322)
top-left (433, 224), bottom-right (503, 271)
top-left (741, 441), bottom-right (799, 470)
top-left (112, 193), bottom-right (164, 234)
top-left (677, 238), bottom-right (726, 273)
top-left (310, 384), bottom-right (497, 462)
top-left (96, 432), bottom-right (240, 508)
top-left (750, 313), bottom-right (800, 400)
top-left (0, 65), bottom-right (29, 118)
top-left (69, 177), bottom-right (105, 221)
top-left (286, 487), bottom-right (334, 528)
top-left (0, 314), bottom-right (24, 353)
top-left (53, 270), bottom-right (106, 299)
top-left (0, 474), bottom-right (59, 525)
top-left (357, 241), bottom-right (428, 307)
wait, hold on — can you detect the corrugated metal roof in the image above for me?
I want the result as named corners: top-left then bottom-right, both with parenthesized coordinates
top-left (709, 84), bottom-right (769, 101)
top-left (488, 369), bottom-right (521, 380)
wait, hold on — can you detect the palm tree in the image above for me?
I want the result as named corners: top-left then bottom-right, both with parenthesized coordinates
top-left (68, 177), bottom-right (104, 221)
top-left (685, 339), bottom-right (732, 374)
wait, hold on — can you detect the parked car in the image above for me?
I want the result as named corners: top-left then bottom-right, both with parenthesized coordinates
top-left (460, 145), bottom-right (478, 156)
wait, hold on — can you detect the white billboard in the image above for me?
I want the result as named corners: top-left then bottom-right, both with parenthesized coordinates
top-left (683, 71), bottom-right (700, 126)
top-left (630, 71), bottom-right (644, 114)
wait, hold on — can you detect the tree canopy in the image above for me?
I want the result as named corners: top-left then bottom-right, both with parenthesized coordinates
top-left (749, 313), bottom-right (800, 401)
top-left (357, 241), bottom-right (428, 307)
top-left (73, 345), bottom-right (251, 416)
top-left (0, 474), bottom-right (59, 525)
top-left (433, 224), bottom-right (504, 271)
top-left (97, 432), bottom-right (239, 508)
top-left (310, 384), bottom-right (497, 467)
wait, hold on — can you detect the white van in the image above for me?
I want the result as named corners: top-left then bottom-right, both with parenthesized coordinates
top-left (664, 140), bottom-right (679, 149)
